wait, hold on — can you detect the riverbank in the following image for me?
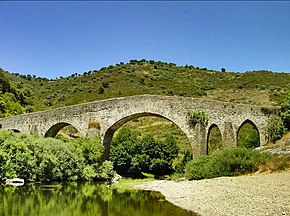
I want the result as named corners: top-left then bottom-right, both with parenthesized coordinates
top-left (133, 170), bottom-right (290, 216)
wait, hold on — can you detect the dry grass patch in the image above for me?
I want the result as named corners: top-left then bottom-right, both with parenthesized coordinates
top-left (258, 154), bottom-right (290, 173)
top-left (206, 89), bottom-right (272, 106)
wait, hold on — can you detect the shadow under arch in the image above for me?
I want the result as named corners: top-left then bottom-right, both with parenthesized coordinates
top-left (206, 123), bottom-right (222, 155)
top-left (237, 119), bottom-right (260, 148)
top-left (8, 129), bottom-right (21, 133)
top-left (102, 112), bottom-right (190, 161)
top-left (44, 122), bottom-right (79, 138)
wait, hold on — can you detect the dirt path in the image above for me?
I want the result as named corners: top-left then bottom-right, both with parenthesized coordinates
top-left (134, 171), bottom-right (290, 216)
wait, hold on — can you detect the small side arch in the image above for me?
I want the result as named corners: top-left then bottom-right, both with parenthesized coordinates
top-left (206, 123), bottom-right (223, 155)
top-left (44, 122), bottom-right (79, 138)
top-left (8, 129), bottom-right (21, 133)
top-left (237, 119), bottom-right (260, 148)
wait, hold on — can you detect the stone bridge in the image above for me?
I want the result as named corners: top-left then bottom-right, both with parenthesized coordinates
top-left (0, 95), bottom-right (277, 159)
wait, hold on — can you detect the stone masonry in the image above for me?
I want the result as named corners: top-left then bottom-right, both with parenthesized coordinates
top-left (0, 95), bottom-right (278, 159)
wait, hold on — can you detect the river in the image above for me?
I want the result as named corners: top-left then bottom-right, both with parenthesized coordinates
top-left (0, 182), bottom-right (197, 216)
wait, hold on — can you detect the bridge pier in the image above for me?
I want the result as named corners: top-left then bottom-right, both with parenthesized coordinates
top-left (223, 122), bottom-right (237, 148)
top-left (191, 123), bottom-right (207, 158)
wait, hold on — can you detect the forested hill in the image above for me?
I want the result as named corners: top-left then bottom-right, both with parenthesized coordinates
top-left (0, 59), bottom-right (290, 117)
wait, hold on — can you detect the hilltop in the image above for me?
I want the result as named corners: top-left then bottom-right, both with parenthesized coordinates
top-left (0, 59), bottom-right (289, 117)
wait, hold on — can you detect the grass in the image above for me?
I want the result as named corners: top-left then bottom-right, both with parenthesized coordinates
top-left (111, 176), bottom-right (155, 189)
top-left (259, 154), bottom-right (290, 173)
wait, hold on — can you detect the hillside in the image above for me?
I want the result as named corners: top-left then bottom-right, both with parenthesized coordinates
top-left (1, 59), bottom-right (289, 117)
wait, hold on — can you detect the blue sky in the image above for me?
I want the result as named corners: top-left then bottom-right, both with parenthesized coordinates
top-left (0, 1), bottom-right (290, 78)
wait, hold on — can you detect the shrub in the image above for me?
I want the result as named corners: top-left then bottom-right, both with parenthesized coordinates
top-left (88, 121), bottom-right (101, 129)
top-left (73, 136), bottom-right (103, 164)
top-left (110, 127), bottom-right (178, 177)
top-left (98, 87), bottom-right (104, 94)
top-left (281, 92), bottom-right (290, 130)
top-left (187, 110), bottom-right (208, 127)
top-left (263, 154), bottom-right (290, 172)
top-left (0, 130), bottom-right (110, 181)
top-left (266, 118), bottom-right (286, 143)
top-left (185, 147), bottom-right (270, 180)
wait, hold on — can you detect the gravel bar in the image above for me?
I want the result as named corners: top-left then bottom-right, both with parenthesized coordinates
top-left (134, 171), bottom-right (290, 216)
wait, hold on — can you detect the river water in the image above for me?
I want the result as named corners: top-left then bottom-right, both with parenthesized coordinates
top-left (0, 182), bottom-right (196, 216)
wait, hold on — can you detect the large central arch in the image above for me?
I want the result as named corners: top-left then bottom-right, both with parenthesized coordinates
top-left (101, 112), bottom-right (191, 160)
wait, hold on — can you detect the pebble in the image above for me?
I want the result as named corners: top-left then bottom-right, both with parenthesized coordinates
top-left (134, 171), bottom-right (290, 216)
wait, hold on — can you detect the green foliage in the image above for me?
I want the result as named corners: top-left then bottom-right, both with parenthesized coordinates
top-left (172, 150), bottom-right (192, 174)
top-left (98, 86), bottom-right (104, 94)
top-left (281, 92), bottom-right (290, 130)
top-left (237, 123), bottom-right (260, 149)
top-left (110, 127), bottom-right (179, 177)
top-left (0, 92), bottom-right (24, 117)
top-left (266, 118), bottom-right (286, 143)
top-left (185, 147), bottom-right (270, 180)
top-left (207, 126), bottom-right (223, 154)
top-left (1, 61), bottom-right (290, 115)
top-left (73, 136), bottom-right (103, 164)
top-left (187, 110), bottom-right (208, 127)
top-left (0, 69), bottom-right (34, 117)
top-left (0, 129), bottom-right (113, 181)
top-left (35, 137), bottom-right (85, 181)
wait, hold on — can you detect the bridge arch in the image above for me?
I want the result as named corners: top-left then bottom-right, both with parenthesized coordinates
top-left (237, 119), bottom-right (260, 148)
top-left (44, 122), bottom-right (80, 138)
top-left (101, 112), bottom-right (191, 160)
top-left (206, 123), bottom-right (223, 155)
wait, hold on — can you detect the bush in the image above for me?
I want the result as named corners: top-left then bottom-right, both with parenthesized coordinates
top-left (73, 136), bottom-right (103, 164)
top-left (98, 87), bottom-right (104, 94)
top-left (281, 92), bottom-right (290, 130)
top-left (110, 127), bottom-right (178, 177)
top-left (187, 110), bottom-right (208, 127)
top-left (0, 129), bottom-right (111, 181)
top-left (266, 118), bottom-right (286, 143)
top-left (185, 147), bottom-right (270, 180)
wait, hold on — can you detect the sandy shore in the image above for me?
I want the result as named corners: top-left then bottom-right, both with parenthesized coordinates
top-left (134, 171), bottom-right (290, 216)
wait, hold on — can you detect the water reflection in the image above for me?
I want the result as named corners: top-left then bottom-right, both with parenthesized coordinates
top-left (0, 182), bottom-right (196, 216)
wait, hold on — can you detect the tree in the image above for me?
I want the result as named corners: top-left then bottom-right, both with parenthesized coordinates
top-left (281, 92), bottom-right (290, 130)
top-left (98, 87), bottom-right (104, 94)
top-left (26, 74), bottom-right (32, 80)
top-left (139, 59), bottom-right (147, 64)
top-left (266, 118), bottom-right (286, 143)
top-left (110, 127), bottom-right (178, 177)
top-left (129, 60), bottom-right (138, 65)
top-left (0, 70), bottom-right (11, 93)
top-left (221, 68), bottom-right (226, 72)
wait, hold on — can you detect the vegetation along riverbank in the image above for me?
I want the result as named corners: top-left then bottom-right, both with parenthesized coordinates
top-left (0, 60), bottom-right (290, 215)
